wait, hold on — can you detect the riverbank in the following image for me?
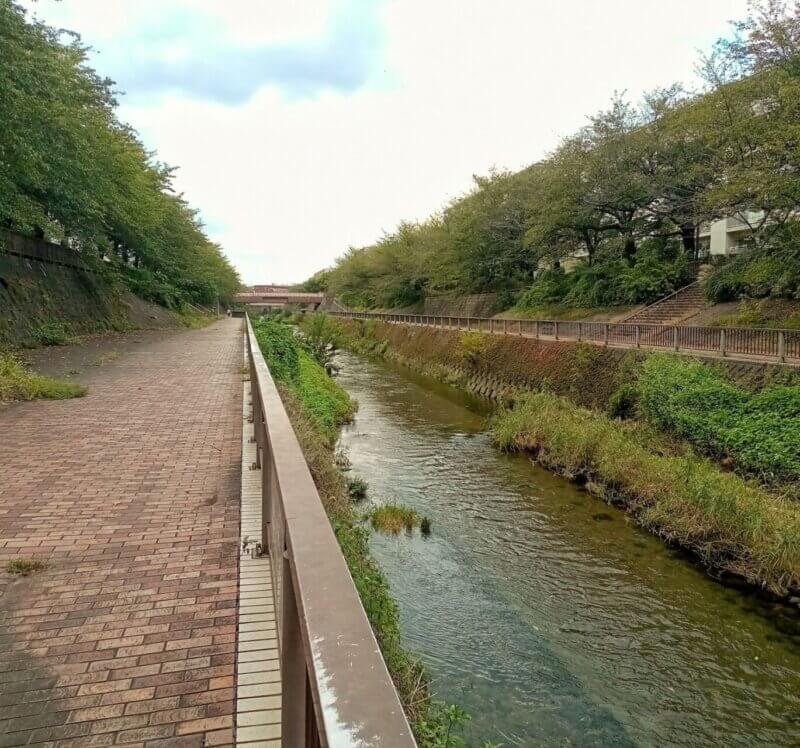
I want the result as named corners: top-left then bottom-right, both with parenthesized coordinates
top-left (251, 317), bottom-right (474, 746)
top-left (326, 315), bottom-right (800, 600)
top-left (333, 345), bottom-right (800, 746)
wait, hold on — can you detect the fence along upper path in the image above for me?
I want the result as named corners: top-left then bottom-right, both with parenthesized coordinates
top-left (330, 311), bottom-right (800, 367)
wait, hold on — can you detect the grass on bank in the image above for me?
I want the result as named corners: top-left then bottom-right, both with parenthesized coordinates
top-left (0, 353), bottom-right (86, 402)
top-left (636, 355), bottom-right (800, 486)
top-left (491, 391), bottom-right (800, 597)
top-left (252, 315), bottom-right (474, 746)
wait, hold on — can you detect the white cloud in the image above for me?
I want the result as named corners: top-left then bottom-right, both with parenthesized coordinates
top-left (25, 0), bottom-right (749, 284)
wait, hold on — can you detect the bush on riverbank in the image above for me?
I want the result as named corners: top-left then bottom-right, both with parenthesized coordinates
top-left (491, 391), bottom-right (800, 597)
top-left (253, 316), bottom-right (472, 745)
top-left (0, 353), bottom-right (86, 402)
top-left (636, 356), bottom-right (800, 486)
top-left (253, 318), bottom-right (355, 443)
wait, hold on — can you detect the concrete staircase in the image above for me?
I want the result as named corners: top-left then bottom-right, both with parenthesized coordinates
top-left (623, 270), bottom-right (710, 326)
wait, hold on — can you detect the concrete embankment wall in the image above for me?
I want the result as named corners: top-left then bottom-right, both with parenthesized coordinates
top-left (0, 231), bottom-right (177, 348)
top-left (338, 319), bottom-right (794, 408)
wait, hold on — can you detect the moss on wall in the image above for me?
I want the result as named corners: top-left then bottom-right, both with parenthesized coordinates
top-left (0, 251), bottom-right (178, 348)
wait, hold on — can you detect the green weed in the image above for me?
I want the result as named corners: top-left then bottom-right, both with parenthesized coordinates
top-left (6, 558), bottom-right (47, 576)
top-left (0, 354), bottom-right (86, 402)
top-left (31, 321), bottom-right (73, 346)
top-left (371, 504), bottom-right (420, 534)
top-left (637, 355), bottom-right (800, 485)
top-left (491, 390), bottom-right (800, 597)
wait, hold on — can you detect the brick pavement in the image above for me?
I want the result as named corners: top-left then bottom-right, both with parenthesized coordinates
top-left (0, 319), bottom-right (243, 747)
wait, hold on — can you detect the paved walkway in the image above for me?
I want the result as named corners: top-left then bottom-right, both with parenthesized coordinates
top-left (0, 319), bottom-right (243, 747)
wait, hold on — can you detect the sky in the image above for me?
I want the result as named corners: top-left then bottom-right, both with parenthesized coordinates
top-left (23, 0), bottom-right (749, 285)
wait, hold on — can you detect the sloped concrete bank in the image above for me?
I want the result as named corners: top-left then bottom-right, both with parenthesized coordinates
top-left (336, 318), bottom-right (797, 409)
top-left (1, 232), bottom-right (178, 348)
top-left (333, 317), bottom-right (800, 601)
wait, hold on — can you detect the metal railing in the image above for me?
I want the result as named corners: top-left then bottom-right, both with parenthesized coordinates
top-left (244, 315), bottom-right (416, 747)
top-left (329, 311), bottom-right (799, 365)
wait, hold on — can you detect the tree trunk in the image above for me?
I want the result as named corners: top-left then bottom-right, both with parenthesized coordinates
top-left (623, 236), bottom-right (636, 264)
top-left (679, 223), bottom-right (696, 257)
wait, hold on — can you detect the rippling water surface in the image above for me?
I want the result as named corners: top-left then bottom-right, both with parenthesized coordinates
top-left (336, 351), bottom-right (800, 746)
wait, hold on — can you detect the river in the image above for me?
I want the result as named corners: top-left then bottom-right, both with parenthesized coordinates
top-left (335, 350), bottom-right (800, 747)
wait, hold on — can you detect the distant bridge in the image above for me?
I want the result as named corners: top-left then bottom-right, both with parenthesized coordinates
top-left (234, 290), bottom-right (325, 310)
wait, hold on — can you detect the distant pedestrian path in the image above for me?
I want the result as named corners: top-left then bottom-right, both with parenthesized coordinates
top-left (0, 319), bottom-right (242, 747)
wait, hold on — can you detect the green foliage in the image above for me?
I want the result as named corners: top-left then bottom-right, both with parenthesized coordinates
top-left (371, 504), bottom-right (420, 534)
top-left (347, 475), bottom-right (368, 500)
top-left (704, 246), bottom-right (800, 302)
top-left (491, 390), bottom-right (800, 596)
top-left (253, 317), bottom-right (354, 442)
top-left (458, 332), bottom-right (491, 365)
top-left (517, 250), bottom-right (692, 310)
top-left (309, 3), bottom-right (800, 314)
top-left (0, 353), bottom-right (86, 401)
top-left (301, 312), bottom-right (344, 365)
top-left (637, 355), bottom-right (800, 484)
top-left (5, 558), bottom-right (47, 576)
top-left (0, 2), bottom-right (239, 307)
top-left (293, 352), bottom-right (355, 443)
top-left (31, 321), bottom-right (73, 346)
top-left (252, 319), bottom-right (300, 383)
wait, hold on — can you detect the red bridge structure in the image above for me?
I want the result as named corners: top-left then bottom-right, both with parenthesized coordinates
top-left (234, 285), bottom-right (324, 311)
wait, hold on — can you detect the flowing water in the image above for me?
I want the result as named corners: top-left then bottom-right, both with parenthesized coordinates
top-left (335, 351), bottom-right (800, 747)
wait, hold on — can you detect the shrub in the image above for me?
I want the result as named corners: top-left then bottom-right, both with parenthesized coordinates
top-left (0, 354), bottom-right (86, 401)
top-left (491, 390), bottom-right (800, 596)
top-left (32, 321), bottom-right (72, 346)
top-left (637, 355), bottom-right (800, 484)
top-left (252, 318), bottom-right (300, 382)
top-left (458, 331), bottom-right (491, 365)
top-left (517, 251), bottom-right (693, 310)
top-left (704, 249), bottom-right (800, 302)
top-left (347, 475), bottom-right (368, 500)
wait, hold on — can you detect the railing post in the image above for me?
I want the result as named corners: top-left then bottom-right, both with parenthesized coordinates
top-left (261, 444), bottom-right (272, 551)
top-left (604, 323), bottom-right (609, 346)
top-left (281, 556), bottom-right (309, 746)
top-left (252, 391), bottom-right (262, 469)
top-left (720, 328), bottom-right (726, 357)
top-left (518, 319), bottom-right (522, 336)
top-left (536, 320), bottom-right (540, 339)
top-left (503, 318), bottom-right (508, 334)
top-left (635, 325), bottom-right (641, 348)
top-left (577, 322), bottom-right (582, 342)
top-left (554, 320), bottom-right (559, 340)
top-left (778, 331), bottom-right (786, 363)
top-left (673, 326), bottom-right (679, 352)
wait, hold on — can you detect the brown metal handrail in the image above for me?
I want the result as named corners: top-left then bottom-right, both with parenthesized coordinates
top-left (245, 315), bottom-right (416, 747)
top-left (328, 311), bottom-right (799, 366)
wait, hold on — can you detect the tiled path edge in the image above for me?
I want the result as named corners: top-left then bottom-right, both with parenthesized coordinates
top-left (235, 372), bottom-right (281, 746)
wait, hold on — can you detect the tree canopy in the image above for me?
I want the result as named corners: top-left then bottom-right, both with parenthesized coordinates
top-left (310, 0), bottom-right (800, 310)
top-left (0, 1), bottom-right (239, 307)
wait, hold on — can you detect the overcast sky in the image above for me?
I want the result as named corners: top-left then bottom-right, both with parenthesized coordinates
top-left (24, 0), bottom-right (748, 284)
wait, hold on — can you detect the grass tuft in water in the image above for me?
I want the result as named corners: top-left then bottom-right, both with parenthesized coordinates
top-left (347, 475), bottom-right (368, 500)
top-left (371, 504), bottom-right (420, 534)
